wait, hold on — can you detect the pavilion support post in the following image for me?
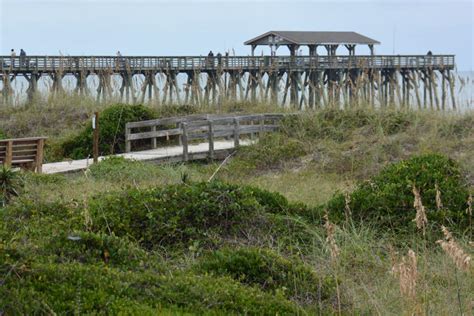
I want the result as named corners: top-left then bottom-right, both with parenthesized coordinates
top-left (369, 44), bottom-right (375, 56)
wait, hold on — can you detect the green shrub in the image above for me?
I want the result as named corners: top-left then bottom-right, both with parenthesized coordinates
top-left (89, 181), bottom-right (263, 249)
top-left (0, 167), bottom-right (24, 207)
top-left (61, 104), bottom-right (156, 159)
top-left (325, 154), bottom-right (470, 230)
top-left (0, 129), bottom-right (5, 139)
top-left (155, 104), bottom-right (198, 117)
top-left (89, 181), bottom-right (322, 250)
top-left (24, 172), bottom-right (66, 185)
top-left (0, 263), bottom-right (299, 315)
top-left (45, 231), bottom-right (148, 267)
top-left (231, 133), bottom-right (306, 172)
top-left (195, 247), bottom-right (335, 305)
top-left (87, 156), bottom-right (157, 181)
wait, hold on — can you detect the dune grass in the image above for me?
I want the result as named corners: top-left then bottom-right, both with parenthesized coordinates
top-left (1, 101), bottom-right (473, 314)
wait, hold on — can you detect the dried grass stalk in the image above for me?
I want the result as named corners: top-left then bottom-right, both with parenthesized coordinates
top-left (435, 183), bottom-right (443, 210)
top-left (324, 214), bottom-right (340, 261)
top-left (391, 249), bottom-right (418, 300)
top-left (467, 194), bottom-right (472, 216)
top-left (412, 185), bottom-right (428, 234)
top-left (437, 226), bottom-right (471, 272)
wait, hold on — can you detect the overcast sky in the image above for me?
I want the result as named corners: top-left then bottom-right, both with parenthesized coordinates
top-left (1, 0), bottom-right (472, 70)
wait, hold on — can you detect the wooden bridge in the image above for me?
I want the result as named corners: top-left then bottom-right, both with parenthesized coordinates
top-left (1, 54), bottom-right (456, 109)
top-left (42, 113), bottom-right (285, 174)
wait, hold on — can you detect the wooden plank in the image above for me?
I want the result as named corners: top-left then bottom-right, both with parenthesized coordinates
top-left (233, 118), bottom-right (240, 147)
top-left (125, 126), bottom-right (131, 152)
top-left (35, 138), bottom-right (45, 173)
top-left (5, 141), bottom-right (13, 167)
top-left (151, 126), bottom-right (157, 148)
top-left (0, 136), bottom-right (47, 143)
top-left (208, 121), bottom-right (214, 159)
top-left (126, 114), bottom-right (209, 128)
top-left (182, 123), bottom-right (189, 161)
top-left (126, 128), bottom-right (182, 141)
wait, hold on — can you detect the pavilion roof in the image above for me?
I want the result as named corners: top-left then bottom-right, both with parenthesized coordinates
top-left (244, 31), bottom-right (380, 46)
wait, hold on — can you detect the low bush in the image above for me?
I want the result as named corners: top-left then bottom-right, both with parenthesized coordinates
top-left (45, 231), bottom-right (148, 267)
top-left (61, 104), bottom-right (156, 159)
top-left (325, 153), bottom-right (470, 231)
top-left (0, 167), bottom-right (24, 207)
top-left (0, 263), bottom-right (299, 315)
top-left (230, 133), bottom-right (306, 172)
top-left (89, 181), bottom-right (322, 250)
top-left (88, 181), bottom-right (263, 249)
top-left (87, 156), bottom-right (157, 181)
top-left (195, 247), bottom-right (335, 305)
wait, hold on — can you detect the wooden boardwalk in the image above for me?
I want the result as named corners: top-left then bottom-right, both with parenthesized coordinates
top-left (43, 113), bottom-right (284, 174)
top-left (43, 139), bottom-right (251, 174)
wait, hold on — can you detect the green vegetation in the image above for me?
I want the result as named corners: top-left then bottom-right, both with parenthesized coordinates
top-left (326, 153), bottom-right (471, 231)
top-left (59, 104), bottom-right (156, 159)
top-left (0, 166), bottom-right (23, 207)
top-left (1, 104), bottom-right (473, 314)
top-left (195, 247), bottom-right (336, 305)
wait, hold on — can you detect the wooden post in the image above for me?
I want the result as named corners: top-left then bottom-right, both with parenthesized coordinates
top-left (35, 138), bottom-right (45, 173)
top-left (151, 125), bottom-right (157, 149)
top-left (5, 141), bottom-right (12, 168)
top-left (208, 120), bottom-right (214, 159)
top-left (92, 112), bottom-right (99, 163)
top-left (233, 118), bottom-right (240, 147)
top-left (125, 124), bottom-right (131, 153)
top-left (182, 122), bottom-right (189, 161)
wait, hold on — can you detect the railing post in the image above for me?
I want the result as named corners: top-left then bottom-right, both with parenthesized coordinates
top-left (233, 118), bottom-right (240, 147)
top-left (5, 141), bottom-right (13, 168)
top-left (125, 123), bottom-right (131, 152)
top-left (151, 125), bottom-right (157, 149)
top-left (35, 138), bottom-right (45, 173)
top-left (259, 116), bottom-right (265, 138)
top-left (208, 120), bottom-right (214, 159)
top-left (182, 122), bottom-right (189, 161)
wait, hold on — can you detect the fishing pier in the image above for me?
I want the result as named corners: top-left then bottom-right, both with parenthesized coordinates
top-left (0, 31), bottom-right (456, 109)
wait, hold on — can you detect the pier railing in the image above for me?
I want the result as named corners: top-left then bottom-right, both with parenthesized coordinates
top-left (0, 55), bottom-right (455, 73)
top-left (125, 113), bottom-right (285, 161)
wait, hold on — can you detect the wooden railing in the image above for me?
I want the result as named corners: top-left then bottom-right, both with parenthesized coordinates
top-left (125, 113), bottom-right (286, 160)
top-left (0, 137), bottom-right (47, 173)
top-left (0, 55), bottom-right (455, 72)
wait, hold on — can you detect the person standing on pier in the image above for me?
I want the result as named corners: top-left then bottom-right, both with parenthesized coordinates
top-left (208, 50), bottom-right (214, 68)
top-left (10, 49), bottom-right (16, 69)
top-left (20, 49), bottom-right (26, 67)
top-left (217, 52), bottom-right (222, 67)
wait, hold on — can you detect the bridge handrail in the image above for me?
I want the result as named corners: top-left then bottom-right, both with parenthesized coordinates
top-left (125, 113), bottom-right (288, 160)
top-left (0, 55), bottom-right (455, 72)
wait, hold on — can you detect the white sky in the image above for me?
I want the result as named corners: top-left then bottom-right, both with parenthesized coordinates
top-left (1, 0), bottom-right (473, 70)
